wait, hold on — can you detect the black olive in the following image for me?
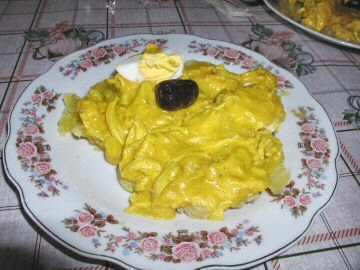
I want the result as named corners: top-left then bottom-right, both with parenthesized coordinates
top-left (155, 79), bottom-right (199, 111)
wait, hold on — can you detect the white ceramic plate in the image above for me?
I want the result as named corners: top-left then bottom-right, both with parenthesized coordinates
top-left (263, 0), bottom-right (360, 50)
top-left (3, 34), bottom-right (338, 270)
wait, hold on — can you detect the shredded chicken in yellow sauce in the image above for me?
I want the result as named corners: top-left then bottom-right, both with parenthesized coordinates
top-left (59, 58), bottom-right (290, 220)
top-left (284, 0), bottom-right (360, 44)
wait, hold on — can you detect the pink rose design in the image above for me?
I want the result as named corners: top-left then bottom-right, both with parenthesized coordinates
top-left (79, 226), bottom-right (97, 238)
top-left (245, 228), bottom-right (254, 236)
top-left (49, 176), bottom-right (56, 182)
top-left (35, 117), bottom-right (42, 124)
top-left (301, 123), bottom-right (315, 133)
top-left (276, 76), bottom-right (286, 88)
top-left (140, 237), bottom-right (159, 252)
top-left (114, 236), bottom-right (123, 243)
top-left (43, 91), bottom-right (54, 99)
top-left (47, 185), bottom-right (56, 192)
top-left (164, 238), bottom-right (171, 244)
top-left (311, 138), bottom-right (329, 153)
top-left (114, 45), bottom-right (125, 54)
top-left (127, 231), bottom-right (136, 240)
top-left (307, 158), bottom-right (322, 169)
top-left (78, 212), bottom-right (94, 223)
top-left (308, 178), bottom-right (316, 185)
top-left (231, 228), bottom-right (238, 236)
top-left (32, 94), bottom-right (42, 104)
top-left (243, 56), bottom-right (255, 67)
top-left (207, 47), bottom-right (219, 57)
top-left (298, 193), bottom-right (311, 206)
top-left (91, 47), bottom-right (107, 59)
top-left (225, 48), bottom-right (240, 59)
top-left (24, 124), bottom-right (39, 135)
top-left (283, 196), bottom-right (296, 207)
top-left (203, 249), bottom-right (211, 257)
top-left (173, 243), bottom-right (200, 262)
top-left (34, 162), bottom-right (51, 175)
top-left (23, 158), bottom-right (31, 166)
top-left (250, 40), bottom-right (294, 68)
top-left (79, 59), bottom-right (93, 69)
top-left (158, 253), bottom-right (166, 260)
top-left (48, 21), bottom-right (72, 41)
top-left (270, 31), bottom-right (294, 42)
top-left (106, 243), bottom-right (116, 252)
top-left (208, 232), bottom-right (227, 246)
top-left (17, 142), bottom-right (37, 158)
top-left (49, 32), bottom-right (66, 41)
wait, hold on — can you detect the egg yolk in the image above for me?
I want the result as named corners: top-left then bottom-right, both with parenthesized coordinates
top-left (59, 61), bottom-right (289, 220)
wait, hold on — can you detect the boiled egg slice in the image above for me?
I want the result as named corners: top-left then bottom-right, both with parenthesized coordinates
top-left (115, 50), bottom-right (183, 83)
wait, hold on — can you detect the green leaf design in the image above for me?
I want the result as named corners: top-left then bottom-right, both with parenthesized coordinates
top-left (343, 109), bottom-right (360, 128)
top-left (65, 28), bottom-right (78, 38)
top-left (296, 64), bottom-right (316, 76)
top-left (37, 28), bottom-right (49, 37)
top-left (251, 24), bottom-right (273, 38)
top-left (24, 29), bottom-right (49, 42)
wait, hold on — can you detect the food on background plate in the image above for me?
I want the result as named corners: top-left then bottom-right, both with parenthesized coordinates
top-left (282, 0), bottom-right (360, 44)
top-left (59, 46), bottom-right (290, 220)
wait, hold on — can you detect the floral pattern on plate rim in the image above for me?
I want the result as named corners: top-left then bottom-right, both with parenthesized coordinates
top-left (63, 203), bottom-right (262, 264)
top-left (59, 38), bottom-right (168, 79)
top-left (187, 40), bottom-right (294, 92)
top-left (15, 86), bottom-right (67, 197)
top-left (271, 106), bottom-right (330, 217)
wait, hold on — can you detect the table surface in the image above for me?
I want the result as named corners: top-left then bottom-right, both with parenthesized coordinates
top-left (0, 0), bottom-right (359, 270)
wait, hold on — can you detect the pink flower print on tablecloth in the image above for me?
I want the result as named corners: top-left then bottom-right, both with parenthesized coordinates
top-left (48, 21), bottom-right (72, 41)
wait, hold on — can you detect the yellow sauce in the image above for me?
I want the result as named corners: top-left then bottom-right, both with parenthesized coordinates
top-left (283, 0), bottom-right (360, 44)
top-left (59, 60), bottom-right (289, 220)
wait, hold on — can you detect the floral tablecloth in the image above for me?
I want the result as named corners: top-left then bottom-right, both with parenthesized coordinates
top-left (0, 0), bottom-right (359, 269)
